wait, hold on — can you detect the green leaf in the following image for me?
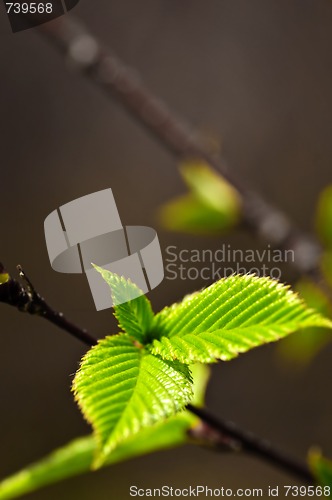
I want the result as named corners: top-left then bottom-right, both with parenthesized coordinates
top-left (316, 185), bottom-right (332, 249)
top-left (0, 273), bottom-right (9, 285)
top-left (277, 280), bottom-right (332, 366)
top-left (0, 437), bottom-right (94, 500)
top-left (149, 274), bottom-right (332, 364)
top-left (309, 450), bottom-right (332, 496)
top-left (0, 365), bottom-right (210, 500)
top-left (73, 334), bottom-right (193, 467)
top-left (159, 160), bottom-right (241, 235)
top-left (93, 265), bottom-right (154, 344)
top-left (180, 161), bottom-right (241, 214)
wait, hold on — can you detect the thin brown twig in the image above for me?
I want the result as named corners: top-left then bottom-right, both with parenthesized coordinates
top-left (0, 263), bottom-right (96, 347)
top-left (187, 405), bottom-right (313, 483)
top-left (0, 263), bottom-right (314, 483)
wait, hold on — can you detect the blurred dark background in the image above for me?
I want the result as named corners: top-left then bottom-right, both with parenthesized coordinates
top-left (1, 0), bottom-right (332, 498)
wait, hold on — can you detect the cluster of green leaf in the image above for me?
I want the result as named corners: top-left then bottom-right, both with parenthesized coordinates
top-left (74, 268), bottom-right (331, 468)
top-left (1, 269), bottom-right (332, 498)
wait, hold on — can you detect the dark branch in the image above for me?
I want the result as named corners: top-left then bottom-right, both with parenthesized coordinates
top-left (187, 404), bottom-right (313, 483)
top-left (0, 263), bottom-right (314, 483)
top-left (0, 263), bottom-right (97, 347)
top-left (36, 15), bottom-right (328, 288)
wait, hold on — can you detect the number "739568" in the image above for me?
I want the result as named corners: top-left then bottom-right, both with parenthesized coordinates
top-left (6, 3), bottom-right (53, 14)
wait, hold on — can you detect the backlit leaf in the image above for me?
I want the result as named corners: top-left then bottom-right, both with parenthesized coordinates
top-left (149, 274), bottom-right (332, 364)
top-left (73, 334), bottom-right (192, 467)
top-left (93, 265), bottom-right (154, 344)
top-left (159, 160), bottom-right (241, 235)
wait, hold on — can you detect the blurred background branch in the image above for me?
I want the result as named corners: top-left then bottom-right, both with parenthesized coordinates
top-left (37, 14), bottom-right (328, 290)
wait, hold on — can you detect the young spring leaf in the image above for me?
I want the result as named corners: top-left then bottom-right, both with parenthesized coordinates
top-left (73, 334), bottom-right (193, 467)
top-left (149, 274), bottom-right (332, 364)
top-left (93, 265), bottom-right (154, 344)
top-left (159, 160), bottom-right (241, 235)
top-left (0, 263), bottom-right (10, 286)
top-left (180, 160), bottom-right (241, 215)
